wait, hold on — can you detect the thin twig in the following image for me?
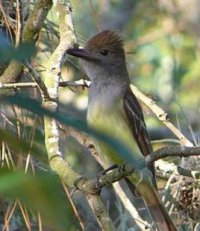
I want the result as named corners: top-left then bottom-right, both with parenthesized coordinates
top-left (0, 0), bottom-right (14, 43)
top-left (0, 79), bottom-right (90, 90)
top-left (25, 62), bottom-right (50, 100)
top-left (0, 82), bottom-right (37, 89)
top-left (15, 0), bottom-right (23, 47)
top-left (62, 182), bottom-right (85, 231)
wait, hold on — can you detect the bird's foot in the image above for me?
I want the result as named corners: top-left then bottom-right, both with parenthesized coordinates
top-left (95, 164), bottom-right (118, 189)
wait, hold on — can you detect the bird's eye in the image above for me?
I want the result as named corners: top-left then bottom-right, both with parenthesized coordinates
top-left (100, 50), bottom-right (109, 56)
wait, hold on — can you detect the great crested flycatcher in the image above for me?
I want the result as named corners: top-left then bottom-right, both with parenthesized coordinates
top-left (67, 30), bottom-right (176, 231)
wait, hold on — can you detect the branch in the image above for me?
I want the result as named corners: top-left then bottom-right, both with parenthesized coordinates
top-left (91, 146), bottom-right (200, 191)
top-left (0, 79), bottom-right (91, 90)
top-left (130, 84), bottom-right (193, 147)
top-left (15, 0), bottom-right (23, 47)
top-left (145, 146), bottom-right (200, 166)
top-left (5, 77), bottom-right (197, 179)
top-left (59, 79), bottom-right (90, 88)
top-left (56, 79), bottom-right (195, 148)
top-left (0, 82), bottom-right (37, 89)
top-left (0, 0), bottom-right (53, 94)
top-left (49, 156), bottom-right (114, 230)
top-left (67, 127), bottom-right (200, 182)
top-left (25, 62), bottom-right (50, 101)
top-left (156, 159), bottom-right (200, 180)
top-left (62, 125), bottom-right (151, 229)
top-left (61, 80), bottom-right (193, 148)
top-left (41, 1), bottom-right (114, 230)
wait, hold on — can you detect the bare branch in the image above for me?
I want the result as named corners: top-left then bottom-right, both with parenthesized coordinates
top-left (146, 146), bottom-right (200, 166)
top-left (86, 147), bottom-right (200, 194)
top-left (41, 1), bottom-right (115, 230)
top-left (130, 84), bottom-right (194, 147)
top-left (59, 79), bottom-right (90, 88)
top-left (15, 0), bottom-right (23, 47)
top-left (25, 62), bottom-right (50, 100)
top-left (0, 82), bottom-right (37, 89)
top-left (0, 0), bottom-right (53, 93)
top-left (0, 79), bottom-right (90, 90)
top-left (156, 159), bottom-right (200, 180)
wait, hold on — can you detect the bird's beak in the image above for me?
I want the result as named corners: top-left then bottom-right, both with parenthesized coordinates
top-left (67, 48), bottom-right (98, 61)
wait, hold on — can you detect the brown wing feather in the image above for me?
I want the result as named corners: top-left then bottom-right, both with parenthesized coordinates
top-left (123, 87), bottom-right (156, 185)
top-left (123, 87), bottom-right (152, 156)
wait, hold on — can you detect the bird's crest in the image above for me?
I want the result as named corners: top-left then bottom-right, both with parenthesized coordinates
top-left (85, 30), bottom-right (124, 51)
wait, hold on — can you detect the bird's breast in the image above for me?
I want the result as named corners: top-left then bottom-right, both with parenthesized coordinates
top-left (87, 92), bottom-right (142, 165)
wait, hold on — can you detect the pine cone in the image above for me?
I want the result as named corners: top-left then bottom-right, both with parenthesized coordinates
top-left (178, 178), bottom-right (200, 220)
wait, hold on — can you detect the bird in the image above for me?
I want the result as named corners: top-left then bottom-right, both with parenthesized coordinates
top-left (67, 30), bottom-right (176, 231)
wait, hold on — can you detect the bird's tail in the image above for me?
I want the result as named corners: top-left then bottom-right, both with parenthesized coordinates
top-left (144, 188), bottom-right (176, 231)
top-left (129, 170), bottom-right (176, 231)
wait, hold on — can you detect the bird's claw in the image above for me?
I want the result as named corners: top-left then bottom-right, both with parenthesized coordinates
top-left (94, 164), bottom-right (118, 190)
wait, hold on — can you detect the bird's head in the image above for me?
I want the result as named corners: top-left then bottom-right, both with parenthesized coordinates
top-left (67, 30), bottom-right (127, 80)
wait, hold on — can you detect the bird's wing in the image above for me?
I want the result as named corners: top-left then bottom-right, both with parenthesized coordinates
top-left (123, 87), bottom-right (157, 187)
top-left (123, 87), bottom-right (152, 157)
top-left (123, 88), bottom-right (176, 230)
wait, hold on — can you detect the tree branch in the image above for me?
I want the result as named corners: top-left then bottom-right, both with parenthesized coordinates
top-left (146, 146), bottom-right (200, 166)
top-left (25, 62), bottom-right (50, 101)
top-left (41, 1), bottom-right (115, 230)
top-left (93, 146), bottom-right (200, 190)
top-left (130, 84), bottom-right (193, 147)
top-left (0, 79), bottom-right (91, 90)
top-left (0, 0), bottom-right (53, 95)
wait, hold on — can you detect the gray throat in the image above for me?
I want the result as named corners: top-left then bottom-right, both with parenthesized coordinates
top-left (88, 76), bottom-right (129, 109)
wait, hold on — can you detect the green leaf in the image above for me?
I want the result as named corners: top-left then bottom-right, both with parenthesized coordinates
top-left (0, 42), bottom-right (36, 62)
top-left (0, 168), bottom-right (79, 231)
top-left (3, 95), bottom-right (143, 167)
